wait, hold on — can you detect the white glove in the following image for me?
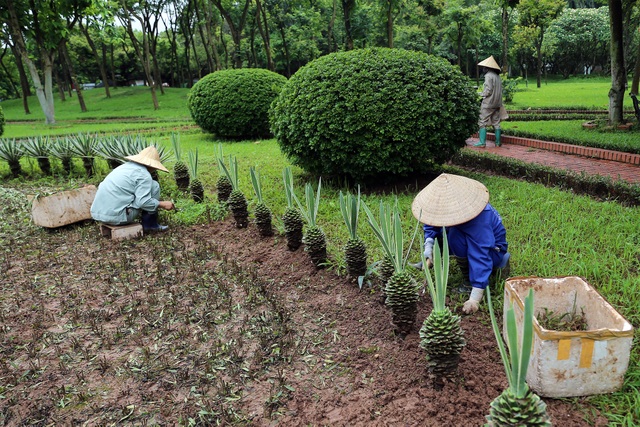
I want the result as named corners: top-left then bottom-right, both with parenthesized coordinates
top-left (462, 287), bottom-right (485, 314)
top-left (423, 237), bottom-right (434, 260)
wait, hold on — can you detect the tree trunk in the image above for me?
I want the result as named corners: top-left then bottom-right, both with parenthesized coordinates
top-left (60, 41), bottom-right (87, 112)
top-left (79, 20), bottom-right (111, 98)
top-left (9, 44), bottom-right (31, 114)
top-left (194, 0), bottom-right (215, 73)
top-left (211, 0), bottom-right (251, 69)
top-left (279, 24), bottom-right (292, 77)
top-left (501, 7), bottom-right (509, 74)
top-left (341, 0), bottom-right (355, 50)
top-left (608, 0), bottom-right (625, 124)
top-left (255, 0), bottom-right (274, 71)
top-left (387, 1), bottom-right (393, 48)
top-left (0, 46), bottom-right (21, 100)
top-left (327, 0), bottom-right (338, 53)
top-left (54, 60), bottom-right (67, 102)
top-left (536, 33), bottom-right (543, 88)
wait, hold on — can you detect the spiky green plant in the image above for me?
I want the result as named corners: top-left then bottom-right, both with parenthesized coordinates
top-left (419, 230), bottom-right (466, 389)
top-left (282, 167), bottom-right (304, 251)
top-left (171, 132), bottom-right (190, 190)
top-left (215, 144), bottom-right (233, 202)
top-left (49, 137), bottom-right (74, 175)
top-left (250, 166), bottom-right (274, 237)
top-left (187, 149), bottom-right (204, 203)
top-left (362, 200), bottom-right (420, 337)
top-left (0, 138), bottom-right (23, 177)
top-left (339, 187), bottom-right (367, 278)
top-left (124, 134), bottom-right (171, 181)
top-left (71, 132), bottom-right (98, 177)
top-left (23, 135), bottom-right (52, 175)
top-left (95, 135), bottom-right (127, 170)
top-left (485, 287), bottom-right (551, 427)
top-left (220, 155), bottom-right (248, 228)
top-left (294, 178), bottom-right (326, 268)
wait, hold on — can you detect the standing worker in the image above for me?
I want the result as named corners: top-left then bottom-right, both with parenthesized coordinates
top-left (91, 146), bottom-right (175, 232)
top-left (410, 173), bottom-right (511, 314)
top-left (474, 55), bottom-right (506, 148)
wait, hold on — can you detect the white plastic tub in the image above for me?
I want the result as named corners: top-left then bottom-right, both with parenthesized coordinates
top-left (504, 276), bottom-right (634, 398)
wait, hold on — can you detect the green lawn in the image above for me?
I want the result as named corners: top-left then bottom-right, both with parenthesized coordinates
top-left (1, 78), bottom-right (639, 425)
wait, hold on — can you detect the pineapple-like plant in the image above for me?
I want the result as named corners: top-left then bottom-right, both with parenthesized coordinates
top-left (171, 132), bottom-right (190, 190)
top-left (282, 167), bottom-right (304, 251)
top-left (419, 230), bottom-right (466, 389)
top-left (187, 149), bottom-right (204, 203)
top-left (0, 138), bottom-right (23, 177)
top-left (339, 188), bottom-right (367, 278)
top-left (362, 200), bottom-right (420, 337)
top-left (71, 132), bottom-right (97, 177)
top-left (294, 178), bottom-right (326, 268)
top-left (250, 166), bottom-right (274, 236)
top-left (378, 256), bottom-right (395, 286)
top-left (95, 135), bottom-right (127, 170)
top-left (23, 135), bottom-right (52, 175)
top-left (49, 137), bottom-right (74, 175)
top-left (215, 144), bottom-right (233, 202)
top-left (220, 155), bottom-right (248, 228)
top-left (485, 287), bottom-right (551, 427)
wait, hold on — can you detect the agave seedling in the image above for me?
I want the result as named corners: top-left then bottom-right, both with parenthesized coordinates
top-left (220, 155), bottom-right (248, 228)
top-left (23, 135), bottom-right (52, 175)
top-left (418, 229), bottom-right (465, 389)
top-left (294, 178), bottom-right (326, 268)
top-left (71, 132), bottom-right (97, 177)
top-left (215, 144), bottom-right (233, 202)
top-left (95, 134), bottom-right (126, 170)
top-left (49, 137), bottom-right (75, 175)
top-left (339, 187), bottom-right (367, 278)
top-left (0, 138), bottom-right (23, 177)
top-left (282, 167), bottom-right (304, 251)
top-left (250, 166), bottom-right (274, 236)
top-left (485, 287), bottom-right (551, 426)
top-left (362, 200), bottom-right (420, 337)
top-left (187, 149), bottom-right (204, 203)
top-left (171, 132), bottom-right (189, 190)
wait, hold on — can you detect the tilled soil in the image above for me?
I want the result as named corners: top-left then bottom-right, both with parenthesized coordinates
top-left (1, 218), bottom-right (607, 426)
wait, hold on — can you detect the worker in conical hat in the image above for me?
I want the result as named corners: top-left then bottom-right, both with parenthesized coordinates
top-left (91, 146), bottom-right (175, 232)
top-left (474, 55), bottom-right (506, 148)
top-left (410, 173), bottom-right (511, 314)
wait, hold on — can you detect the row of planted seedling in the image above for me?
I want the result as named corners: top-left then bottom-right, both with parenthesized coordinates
top-left (175, 140), bottom-right (550, 425)
top-left (0, 133), bottom-right (171, 178)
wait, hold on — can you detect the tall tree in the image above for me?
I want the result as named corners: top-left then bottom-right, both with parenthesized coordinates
top-left (608, 0), bottom-right (625, 123)
top-left (497, 0), bottom-right (519, 73)
top-left (517, 0), bottom-right (564, 87)
top-left (1, 0), bottom-right (90, 124)
top-left (211, 0), bottom-right (252, 68)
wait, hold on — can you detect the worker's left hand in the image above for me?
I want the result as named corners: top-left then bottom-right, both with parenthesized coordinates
top-left (462, 299), bottom-right (480, 314)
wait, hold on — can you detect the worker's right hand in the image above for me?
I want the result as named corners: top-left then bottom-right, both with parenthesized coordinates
top-left (425, 258), bottom-right (433, 269)
top-left (159, 200), bottom-right (175, 211)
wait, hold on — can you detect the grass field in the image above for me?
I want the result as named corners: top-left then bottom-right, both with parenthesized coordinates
top-left (1, 78), bottom-right (639, 425)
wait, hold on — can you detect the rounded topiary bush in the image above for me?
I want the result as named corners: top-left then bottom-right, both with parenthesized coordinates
top-left (187, 68), bottom-right (288, 139)
top-left (270, 48), bottom-right (479, 182)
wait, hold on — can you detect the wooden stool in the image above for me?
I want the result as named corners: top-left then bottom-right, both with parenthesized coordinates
top-left (100, 223), bottom-right (143, 241)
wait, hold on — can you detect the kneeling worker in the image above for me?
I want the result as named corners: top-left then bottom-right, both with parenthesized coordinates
top-left (411, 173), bottom-right (510, 314)
top-left (91, 146), bottom-right (175, 232)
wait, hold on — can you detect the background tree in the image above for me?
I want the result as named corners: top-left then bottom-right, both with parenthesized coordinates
top-left (608, 0), bottom-right (625, 123)
top-left (497, 0), bottom-right (519, 73)
top-left (516, 0), bottom-right (564, 87)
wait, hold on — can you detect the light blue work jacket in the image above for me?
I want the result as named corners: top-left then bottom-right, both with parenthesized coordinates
top-left (90, 162), bottom-right (160, 225)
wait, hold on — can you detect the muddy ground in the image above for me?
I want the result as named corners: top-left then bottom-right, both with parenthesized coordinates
top-left (1, 215), bottom-right (608, 426)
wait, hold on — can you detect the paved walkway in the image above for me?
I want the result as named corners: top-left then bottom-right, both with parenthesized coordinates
top-left (464, 134), bottom-right (640, 185)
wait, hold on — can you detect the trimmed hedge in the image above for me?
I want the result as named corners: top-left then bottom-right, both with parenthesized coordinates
top-left (0, 106), bottom-right (4, 137)
top-left (188, 69), bottom-right (288, 139)
top-left (269, 48), bottom-right (478, 182)
top-left (452, 149), bottom-right (640, 206)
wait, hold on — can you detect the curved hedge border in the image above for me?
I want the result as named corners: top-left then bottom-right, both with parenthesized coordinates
top-left (502, 128), bottom-right (640, 155)
top-left (451, 150), bottom-right (640, 207)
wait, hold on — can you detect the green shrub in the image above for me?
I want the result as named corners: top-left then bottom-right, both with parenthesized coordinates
top-left (187, 69), bottom-right (288, 139)
top-left (269, 48), bottom-right (478, 182)
top-left (0, 106), bottom-right (4, 137)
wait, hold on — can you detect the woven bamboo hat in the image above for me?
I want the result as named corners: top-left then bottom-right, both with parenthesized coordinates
top-left (125, 146), bottom-right (169, 173)
top-left (478, 55), bottom-right (501, 71)
top-left (411, 173), bottom-right (489, 226)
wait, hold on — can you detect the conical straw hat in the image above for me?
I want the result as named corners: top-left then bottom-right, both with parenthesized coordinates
top-left (478, 55), bottom-right (501, 71)
top-left (125, 146), bottom-right (169, 173)
top-left (411, 173), bottom-right (489, 226)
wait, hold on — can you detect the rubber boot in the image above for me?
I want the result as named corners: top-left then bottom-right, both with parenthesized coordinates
top-left (474, 128), bottom-right (487, 147)
top-left (495, 128), bottom-right (502, 147)
top-left (453, 256), bottom-right (472, 294)
top-left (141, 211), bottom-right (169, 232)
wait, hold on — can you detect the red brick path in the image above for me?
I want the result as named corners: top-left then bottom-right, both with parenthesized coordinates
top-left (465, 134), bottom-right (640, 185)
